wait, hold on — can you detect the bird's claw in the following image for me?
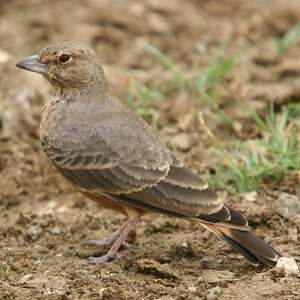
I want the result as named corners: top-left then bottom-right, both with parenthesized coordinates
top-left (87, 253), bottom-right (117, 264)
top-left (82, 238), bottom-right (114, 247)
top-left (121, 241), bottom-right (133, 249)
top-left (83, 239), bottom-right (132, 249)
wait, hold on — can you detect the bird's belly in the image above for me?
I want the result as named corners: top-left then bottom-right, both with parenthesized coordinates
top-left (78, 188), bottom-right (128, 215)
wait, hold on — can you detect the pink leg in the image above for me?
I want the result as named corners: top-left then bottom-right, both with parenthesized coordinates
top-left (87, 219), bottom-right (138, 263)
top-left (83, 221), bottom-right (131, 247)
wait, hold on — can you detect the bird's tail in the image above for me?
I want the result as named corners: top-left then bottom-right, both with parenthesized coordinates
top-left (193, 205), bottom-right (281, 267)
top-left (201, 223), bottom-right (280, 266)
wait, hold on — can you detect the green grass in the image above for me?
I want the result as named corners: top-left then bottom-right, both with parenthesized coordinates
top-left (124, 43), bottom-right (235, 126)
top-left (286, 102), bottom-right (300, 124)
top-left (123, 80), bottom-right (164, 126)
top-left (123, 45), bottom-right (300, 194)
top-left (0, 256), bottom-right (14, 281)
top-left (275, 19), bottom-right (300, 54)
top-left (145, 43), bottom-right (234, 101)
top-left (205, 106), bottom-right (300, 193)
top-left (144, 44), bottom-right (189, 92)
top-left (194, 52), bottom-right (235, 127)
top-left (194, 53), bottom-right (234, 107)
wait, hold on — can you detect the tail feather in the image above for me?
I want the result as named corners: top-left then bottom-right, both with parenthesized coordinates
top-left (220, 232), bottom-right (261, 266)
top-left (198, 206), bottom-right (249, 230)
top-left (202, 223), bottom-right (280, 267)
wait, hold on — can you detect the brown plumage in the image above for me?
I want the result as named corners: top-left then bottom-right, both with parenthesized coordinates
top-left (16, 41), bottom-right (280, 266)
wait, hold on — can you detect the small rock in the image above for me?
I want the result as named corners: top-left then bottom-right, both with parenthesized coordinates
top-left (170, 133), bottom-right (194, 151)
top-left (253, 43), bottom-right (279, 66)
top-left (188, 286), bottom-right (197, 293)
top-left (0, 49), bottom-right (11, 64)
top-left (291, 214), bottom-right (300, 227)
top-left (128, 2), bottom-right (146, 17)
top-left (24, 225), bottom-right (43, 241)
top-left (168, 96), bottom-right (191, 122)
top-left (171, 243), bottom-right (196, 258)
top-left (200, 257), bottom-right (219, 270)
top-left (48, 226), bottom-right (62, 235)
top-left (135, 259), bottom-right (178, 280)
top-left (19, 273), bottom-right (33, 284)
top-left (101, 286), bottom-right (125, 300)
top-left (200, 270), bottom-right (235, 283)
top-left (288, 228), bottom-right (298, 242)
top-left (161, 125), bottom-right (178, 135)
top-left (207, 286), bottom-right (222, 300)
top-left (148, 13), bottom-right (170, 34)
top-left (243, 191), bottom-right (258, 202)
top-left (274, 193), bottom-right (300, 220)
top-left (276, 257), bottom-right (299, 275)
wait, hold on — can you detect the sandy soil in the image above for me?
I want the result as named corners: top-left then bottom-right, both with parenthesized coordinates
top-left (0, 0), bottom-right (300, 299)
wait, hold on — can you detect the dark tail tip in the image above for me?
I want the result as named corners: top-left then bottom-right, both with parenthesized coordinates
top-left (219, 227), bottom-right (280, 267)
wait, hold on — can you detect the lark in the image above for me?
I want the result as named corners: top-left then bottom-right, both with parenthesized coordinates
top-left (16, 41), bottom-right (280, 265)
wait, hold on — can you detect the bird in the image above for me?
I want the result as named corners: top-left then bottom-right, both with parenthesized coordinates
top-left (16, 41), bottom-right (280, 266)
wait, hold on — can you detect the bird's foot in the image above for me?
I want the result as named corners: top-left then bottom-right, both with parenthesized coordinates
top-left (84, 219), bottom-right (138, 264)
top-left (82, 236), bottom-right (117, 247)
top-left (121, 241), bottom-right (133, 249)
top-left (84, 239), bottom-right (132, 249)
top-left (87, 252), bottom-right (117, 264)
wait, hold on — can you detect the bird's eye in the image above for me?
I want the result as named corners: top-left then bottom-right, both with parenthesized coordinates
top-left (59, 54), bottom-right (71, 64)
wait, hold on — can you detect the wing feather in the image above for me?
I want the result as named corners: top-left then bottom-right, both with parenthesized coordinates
top-left (43, 102), bottom-right (224, 216)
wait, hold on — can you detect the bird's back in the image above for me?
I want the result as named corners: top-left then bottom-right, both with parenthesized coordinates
top-left (40, 92), bottom-right (173, 171)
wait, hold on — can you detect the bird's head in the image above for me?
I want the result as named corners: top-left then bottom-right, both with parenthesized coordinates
top-left (16, 41), bottom-right (106, 90)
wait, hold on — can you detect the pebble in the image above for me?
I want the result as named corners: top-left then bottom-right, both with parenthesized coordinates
top-left (19, 273), bottom-right (33, 284)
top-left (148, 13), bottom-right (170, 34)
top-left (200, 270), bottom-right (235, 283)
top-left (24, 225), bottom-right (43, 241)
top-left (0, 49), bottom-right (11, 64)
top-left (274, 193), bottom-right (300, 220)
top-left (188, 286), bottom-right (197, 293)
top-left (49, 226), bottom-right (62, 235)
top-left (161, 125), bottom-right (178, 135)
top-left (170, 133), bottom-right (193, 151)
top-left (199, 257), bottom-right (219, 270)
top-left (288, 228), bottom-right (298, 242)
top-left (207, 286), bottom-right (222, 300)
top-left (135, 259), bottom-right (178, 280)
top-left (276, 257), bottom-right (299, 275)
top-left (243, 191), bottom-right (258, 202)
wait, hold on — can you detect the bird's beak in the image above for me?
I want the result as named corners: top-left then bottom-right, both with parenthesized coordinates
top-left (16, 54), bottom-right (47, 75)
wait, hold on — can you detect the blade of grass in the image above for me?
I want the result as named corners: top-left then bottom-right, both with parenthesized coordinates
top-left (144, 43), bottom-right (189, 91)
top-left (206, 107), bottom-right (300, 193)
top-left (276, 19), bottom-right (300, 54)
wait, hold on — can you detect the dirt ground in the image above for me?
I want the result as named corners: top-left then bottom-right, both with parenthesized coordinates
top-left (1, 0), bottom-right (300, 299)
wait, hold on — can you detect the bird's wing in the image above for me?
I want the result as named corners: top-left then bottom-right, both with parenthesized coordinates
top-left (109, 165), bottom-right (223, 217)
top-left (43, 105), bottom-right (173, 193)
top-left (42, 104), bottom-right (223, 216)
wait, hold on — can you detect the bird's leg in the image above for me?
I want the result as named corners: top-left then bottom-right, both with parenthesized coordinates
top-left (87, 218), bottom-right (138, 263)
top-left (83, 220), bottom-right (131, 247)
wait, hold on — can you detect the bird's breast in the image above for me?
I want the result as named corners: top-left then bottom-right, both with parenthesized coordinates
top-left (40, 96), bottom-right (70, 155)
top-left (40, 97), bottom-right (61, 136)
